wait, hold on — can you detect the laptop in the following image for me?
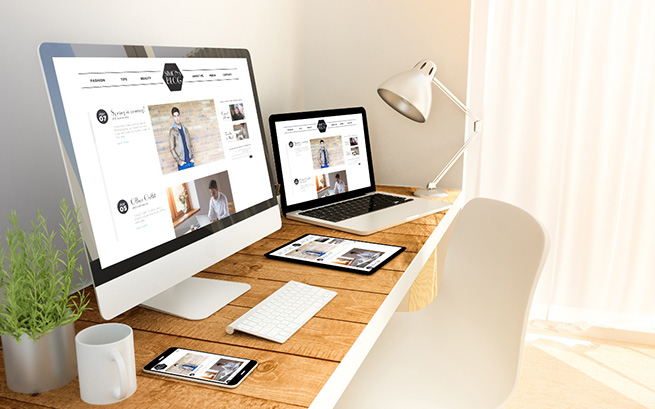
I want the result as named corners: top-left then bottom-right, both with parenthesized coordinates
top-left (196, 214), bottom-right (211, 228)
top-left (269, 107), bottom-right (451, 235)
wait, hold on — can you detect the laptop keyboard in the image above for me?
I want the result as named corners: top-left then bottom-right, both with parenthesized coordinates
top-left (299, 193), bottom-right (413, 223)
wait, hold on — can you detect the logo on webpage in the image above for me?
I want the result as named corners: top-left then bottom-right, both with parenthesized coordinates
top-left (162, 63), bottom-right (184, 92)
top-left (117, 199), bottom-right (129, 214)
top-left (96, 109), bottom-right (109, 124)
top-left (317, 119), bottom-right (327, 133)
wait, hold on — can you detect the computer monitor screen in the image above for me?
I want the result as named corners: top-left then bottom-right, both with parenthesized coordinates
top-left (39, 44), bottom-right (280, 320)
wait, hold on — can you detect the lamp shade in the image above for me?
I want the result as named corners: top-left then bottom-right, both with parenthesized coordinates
top-left (377, 59), bottom-right (437, 123)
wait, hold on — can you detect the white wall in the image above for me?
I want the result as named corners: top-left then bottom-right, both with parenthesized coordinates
top-left (303, 0), bottom-right (471, 189)
top-left (0, 0), bottom-right (304, 284)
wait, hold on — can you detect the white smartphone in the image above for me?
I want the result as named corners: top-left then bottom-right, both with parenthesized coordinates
top-left (143, 347), bottom-right (257, 388)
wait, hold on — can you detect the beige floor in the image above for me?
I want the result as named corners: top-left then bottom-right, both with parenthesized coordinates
top-left (505, 331), bottom-right (655, 409)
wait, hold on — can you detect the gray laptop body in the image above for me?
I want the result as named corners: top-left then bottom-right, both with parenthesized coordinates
top-left (269, 107), bottom-right (450, 235)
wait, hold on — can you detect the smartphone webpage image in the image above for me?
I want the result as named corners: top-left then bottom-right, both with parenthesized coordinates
top-left (266, 234), bottom-right (404, 274)
top-left (145, 348), bottom-right (256, 387)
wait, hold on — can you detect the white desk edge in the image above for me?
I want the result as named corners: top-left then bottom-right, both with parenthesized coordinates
top-left (309, 194), bottom-right (465, 409)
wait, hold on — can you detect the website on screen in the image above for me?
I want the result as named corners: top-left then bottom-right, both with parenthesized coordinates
top-left (53, 56), bottom-right (272, 268)
top-left (274, 113), bottom-right (372, 206)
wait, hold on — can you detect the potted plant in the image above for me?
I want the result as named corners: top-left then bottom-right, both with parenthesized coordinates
top-left (0, 199), bottom-right (90, 394)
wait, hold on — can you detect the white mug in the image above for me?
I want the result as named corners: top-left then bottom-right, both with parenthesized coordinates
top-left (75, 323), bottom-right (137, 405)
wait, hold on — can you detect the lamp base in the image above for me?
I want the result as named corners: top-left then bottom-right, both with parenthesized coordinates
top-left (413, 187), bottom-right (448, 198)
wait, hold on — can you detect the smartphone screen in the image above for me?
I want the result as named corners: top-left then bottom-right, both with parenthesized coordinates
top-left (143, 347), bottom-right (257, 388)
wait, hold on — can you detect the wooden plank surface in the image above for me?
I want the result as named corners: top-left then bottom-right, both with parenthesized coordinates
top-left (0, 398), bottom-right (54, 409)
top-left (204, 254), bottom-right (404, 294)
top-left (0, 186), bottom-right (457, 408)
top-left (408, 249), bottom-right (438, 311)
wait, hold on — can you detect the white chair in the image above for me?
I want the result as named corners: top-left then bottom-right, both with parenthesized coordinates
top-left (335, 198), bottom-right (549, 409)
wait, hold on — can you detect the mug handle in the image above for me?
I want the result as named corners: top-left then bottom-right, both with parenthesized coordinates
top-left (110, 350), bottom-right (129, 400)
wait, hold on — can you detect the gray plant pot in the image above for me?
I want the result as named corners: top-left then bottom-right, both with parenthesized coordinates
top-left (1, 321), bottom-right (77, 394)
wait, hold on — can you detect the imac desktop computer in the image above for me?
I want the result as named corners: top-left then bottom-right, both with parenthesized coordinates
top-left (39, 43), bottom-right (281, 320)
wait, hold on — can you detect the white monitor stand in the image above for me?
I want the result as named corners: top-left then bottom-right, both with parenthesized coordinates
top-left (140, 277), bottom-right (250, 320)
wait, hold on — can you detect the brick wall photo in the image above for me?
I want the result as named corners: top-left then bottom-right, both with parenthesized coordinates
top-left (149, 99), bottom-right (225, 175)
top-left (310, 135), bottom-right (345, 170)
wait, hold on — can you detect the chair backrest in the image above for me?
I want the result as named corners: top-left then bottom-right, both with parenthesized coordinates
top-left (435, 197), bottom-right (549, 407)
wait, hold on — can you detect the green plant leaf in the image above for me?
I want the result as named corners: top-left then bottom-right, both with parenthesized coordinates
top-left (0, 199), bottom-right (91, 342)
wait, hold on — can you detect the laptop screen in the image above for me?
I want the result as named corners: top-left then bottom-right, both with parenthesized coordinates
top-left (270, 107), bottom-right (375, 211)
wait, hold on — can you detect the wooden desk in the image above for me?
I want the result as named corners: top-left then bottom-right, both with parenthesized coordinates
top-left (0, 187), bottom-right (461, 409)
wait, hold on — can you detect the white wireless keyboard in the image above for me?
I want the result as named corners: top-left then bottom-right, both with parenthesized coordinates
top-left (226, 281), bottom-right (337, 343)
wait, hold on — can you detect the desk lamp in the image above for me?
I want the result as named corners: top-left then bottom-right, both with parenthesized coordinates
top-left (378, 59), bottom-right (481, 198)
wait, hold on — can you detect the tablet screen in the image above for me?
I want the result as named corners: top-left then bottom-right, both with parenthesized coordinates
top-left (265, 234), bottom-right (404, 274)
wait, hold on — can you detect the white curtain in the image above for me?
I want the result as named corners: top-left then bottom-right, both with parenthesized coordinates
top-left (466, 0), bottom-right (655, 333)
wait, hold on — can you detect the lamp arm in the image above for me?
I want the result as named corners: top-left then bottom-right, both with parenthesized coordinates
top-left (427, 127), bottom-right (480, 189)
top-left (432, 77), bottom-right (480, 123)
top-left (427, 76), bottom-right (481, 190)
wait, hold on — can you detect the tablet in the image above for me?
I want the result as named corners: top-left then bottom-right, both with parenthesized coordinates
top-left (265, 234), bottom-right (405, 274)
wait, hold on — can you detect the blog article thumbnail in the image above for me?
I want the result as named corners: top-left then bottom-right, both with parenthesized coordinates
top-left (333, 248), bottom-right (384, 269)
top-left (233, 123), bottom-right (249, 140)
top-left (166, 170), bottom-right (235, 237)
top-left (229, 103), bottom-right (245, 121)
top-left (310, 135), bottom-right (345, 170)
top-left (316, 170), bottom-right (349, 198)
top-left (149, 99), bottom-right (226, 175)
